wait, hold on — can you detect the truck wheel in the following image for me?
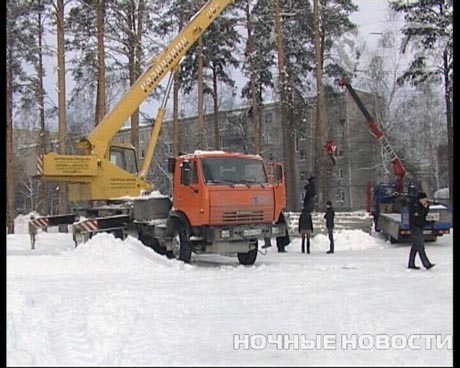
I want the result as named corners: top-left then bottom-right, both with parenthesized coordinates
top-left (139, 232), bottom-right (167, 255)
top-left (171, 223), bottom-right (192, 263)
top-left (237, 241), bottom-right (258, 265)
top-left (389, 236), bottom-right (398, 244)
top-left (113, 229), bottom-right (125, 240)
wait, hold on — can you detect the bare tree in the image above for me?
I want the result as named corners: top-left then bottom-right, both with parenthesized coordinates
top-left (245, 0), bottom-right (261, 154)
top-left (197, 35), bottom-right (205, 149)
top-left (313, 0), bottom-right (328, 207)
top-left (7, 67), bottom-right (15, 234)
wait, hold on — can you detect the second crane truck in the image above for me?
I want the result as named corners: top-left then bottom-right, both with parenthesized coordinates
top-left (339, 78), bottom-right (452, 243)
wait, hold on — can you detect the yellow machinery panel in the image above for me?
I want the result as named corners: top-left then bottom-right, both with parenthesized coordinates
top-left (41, 154), bottom-right (153, 201)
top-left (42, 154), bottom-right (98, 177)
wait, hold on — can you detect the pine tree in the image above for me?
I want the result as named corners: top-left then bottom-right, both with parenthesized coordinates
top-left (241, 0), bottom-right (276, 155)
top-left (389, 0), bottom-right (453, 207)
top-left (18, 0), bottom-right (52, 216)
top-left (105, 0), bottom-right (161, 159)
top-left (66, 0), bottom-right (107, 127)
top-left (154, 0), bottom-right (196, 155)
top-left (178, 1), bottom-right (240, 150)
top-left (6, 0), bottom-right (37, 232)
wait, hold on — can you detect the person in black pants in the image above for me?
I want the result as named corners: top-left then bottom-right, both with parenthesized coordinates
top-left (298, 209), bottom-right (313, 254)
top-left (324, 201), bottom-right (335, 254)
top-left (408, 192), bottom-right (435, 270)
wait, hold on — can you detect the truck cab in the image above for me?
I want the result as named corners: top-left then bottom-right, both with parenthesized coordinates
top-left (164, 151), bottom-right (288, 264)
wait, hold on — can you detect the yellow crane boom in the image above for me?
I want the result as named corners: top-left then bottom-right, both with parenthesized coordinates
top-left (39, 0), bottom-right (235, 202)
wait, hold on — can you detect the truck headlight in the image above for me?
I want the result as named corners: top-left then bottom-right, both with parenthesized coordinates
top-left (221, 230), bottom-right (231, 238)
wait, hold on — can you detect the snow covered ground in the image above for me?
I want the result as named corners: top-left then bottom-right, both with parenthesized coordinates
top-left (7, 216), bottom-right (453, 366)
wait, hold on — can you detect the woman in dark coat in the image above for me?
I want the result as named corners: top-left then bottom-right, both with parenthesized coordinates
top-left (298, 209), bottom-right (314, 254)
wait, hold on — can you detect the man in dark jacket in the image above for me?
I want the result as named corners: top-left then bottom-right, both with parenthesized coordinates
top-left (324, 201), bottom-right (335, 254)
top-left (303, 176), bottom-right (316, 213)
top-left (298, 209), bottom-right (314, 254)
top-left (408, 192), bottom-right (435, 270)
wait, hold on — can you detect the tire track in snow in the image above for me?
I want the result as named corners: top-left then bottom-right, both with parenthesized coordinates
top-left (47, 302), bottom-right (99, 366)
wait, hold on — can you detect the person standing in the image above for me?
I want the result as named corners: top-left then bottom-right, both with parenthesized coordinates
top-left (298, 209), bottom-right (314, 254)
top-left (324, 201), bottom-right (335, 254)
top-left (303, 176), bottom-right (316, 213)
top-left (408, 192), bottom-right (435, 270)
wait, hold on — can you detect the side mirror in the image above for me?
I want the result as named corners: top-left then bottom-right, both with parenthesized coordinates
top-left (167, 157), bottom-right (176, 173)
top-left (181, 161), bottom-right (191, 186)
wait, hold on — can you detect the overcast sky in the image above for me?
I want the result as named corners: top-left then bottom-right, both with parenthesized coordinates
top-left (350, 0), bottom-right (393, 34)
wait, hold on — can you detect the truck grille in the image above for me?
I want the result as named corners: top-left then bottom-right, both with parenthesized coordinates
top-left (222, 210), bottom-right (265, 223)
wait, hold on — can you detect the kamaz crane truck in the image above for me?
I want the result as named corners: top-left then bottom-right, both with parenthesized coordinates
top-left (29, 0), bottom-right (289, 264)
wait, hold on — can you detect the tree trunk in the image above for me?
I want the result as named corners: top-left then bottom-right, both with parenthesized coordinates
top-left (37, 6), bottom-right (49, 216)
top-left (56, 0), bottom-right (68, 232)
top-left (95, 0), bottom-right (106, 126)
top-left (246, 0), bottom-right (261, 155)
top-left (212, 63), bottom-right (220, 150)
top-left (274, 0), bottom-right (296, 211)
top-left (172, 8), bottom-right (184, 157)
top-left (443, 49), bottom-right (453, 208)
top-left (313, 0), bottom-right (327, 209)
top-left (7, 60), bottom-right (15, 234)
top-left (197, 36), bottom-right (205, 149)
top-left (172, 68), bottom-right (180, 157)
top-left (128, 0), bottom-right (144, 161)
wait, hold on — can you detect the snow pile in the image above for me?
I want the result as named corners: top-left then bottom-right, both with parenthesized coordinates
top-left (7, 233), bottom-right (189, 278)
top-left (310, 229), bottom-right (383, 251)
top-left (13, 212), bottom-right (40, 234)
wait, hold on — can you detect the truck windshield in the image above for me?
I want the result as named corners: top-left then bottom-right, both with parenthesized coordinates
top-left (201, 158), bottom-right (267, 185)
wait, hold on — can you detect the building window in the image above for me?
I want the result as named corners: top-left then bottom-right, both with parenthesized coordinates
top-left (299, 150), bottom-right (307, 160)
top-left (264, 113), bottom-right (273, 126)
top-left (263, 130), bottom-right (272, 144)
top-left (336, 124), bottom-right (344, 137)
top-left (300, 170), bottom-right (307, 181)
top-left (338, 168), bottom-right (344, 179)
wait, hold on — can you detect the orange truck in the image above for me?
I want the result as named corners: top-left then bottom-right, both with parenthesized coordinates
top-left (161, 151), bottom-right (288, 264)
top-left (28, 0), bottom-right (290, 264)
top-left (70, 151), bottom-right (288, 265)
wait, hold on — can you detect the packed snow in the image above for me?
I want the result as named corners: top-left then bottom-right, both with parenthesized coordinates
top-left (7, 215), bottom-right (453, 366)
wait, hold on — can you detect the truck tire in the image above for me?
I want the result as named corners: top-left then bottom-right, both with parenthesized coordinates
top-left (139, 232), bottom-right (167, 255)
top-left (171, 222), bottom-right (192, 263)
top-left (237, 241), bottom-right (258, 265)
